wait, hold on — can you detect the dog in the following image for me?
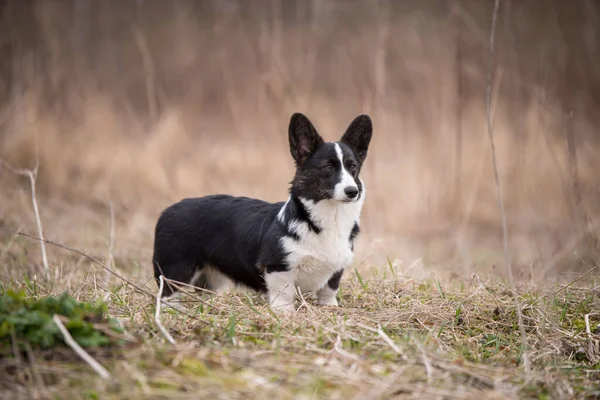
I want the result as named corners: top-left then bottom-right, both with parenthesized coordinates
top-left (153, 113), bottom-right (372, 312)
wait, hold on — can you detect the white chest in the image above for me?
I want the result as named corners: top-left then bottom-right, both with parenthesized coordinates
top-left (279, 197), bottom-right (363, 293)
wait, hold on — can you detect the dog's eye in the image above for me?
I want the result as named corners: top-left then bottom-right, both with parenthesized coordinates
top-left (321, 164), bottom-right (333, 171)
top-left (347, 163), bottom-right (357, 171)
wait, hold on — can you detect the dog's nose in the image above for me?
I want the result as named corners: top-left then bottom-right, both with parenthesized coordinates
top-left (344, 186), bottom-right (359, 199)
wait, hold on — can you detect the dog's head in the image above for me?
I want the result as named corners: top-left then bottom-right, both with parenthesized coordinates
top-left (288, 113), bottom-right (372, 203)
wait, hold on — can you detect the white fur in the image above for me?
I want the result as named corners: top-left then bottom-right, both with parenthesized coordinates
top-left (191, 266), bottom-right (247, 293)
top-left (163, 267), bottom-right (245, 312)
top-left (190, 270), bottom-right (203, 287)
top-left (270, 182), bottom-right (366, 308)
top-left (316, 285), bottom-right (339, 306)
top-left (264, 270), bottom-right (296, 312)
top-left (333, 143), bottom-right (358, 201)
top-left (276, 197), bottom-right (290, 222)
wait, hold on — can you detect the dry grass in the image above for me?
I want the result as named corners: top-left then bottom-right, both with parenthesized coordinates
top-left (0, 235), bottom-right (599, 399)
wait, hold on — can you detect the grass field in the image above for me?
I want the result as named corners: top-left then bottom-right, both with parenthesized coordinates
top-left (1, 233), bottom-right (599, 400)
top-left (1, 2), bottom-right (600, 398)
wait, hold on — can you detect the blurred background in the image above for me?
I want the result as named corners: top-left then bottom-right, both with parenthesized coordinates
top-left (1, 0), bottom-right (599, 282)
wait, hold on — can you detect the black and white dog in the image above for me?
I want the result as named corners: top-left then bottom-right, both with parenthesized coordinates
top-left (153, 113), bottom-right (372, 312)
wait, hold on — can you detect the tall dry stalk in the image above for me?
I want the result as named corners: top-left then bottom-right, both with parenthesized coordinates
top-left (484, 0), bottom-right (530, 374)
top-left (133, 27), bottom-right (158, 122)
top-left (453, 6), bottom-right (464, 222)
top-left (104, 200), bottom-right (116, 288)
top-left (0, 135), bottom-right (50, 279)
top-left (566, 113), bottom-right (600, 260)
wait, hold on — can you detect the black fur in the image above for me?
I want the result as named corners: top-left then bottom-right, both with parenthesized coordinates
top-left (285, 195), bottom-right (321, 234)
top-left (289, 142), bottom-right (359, 202)
top-left (327, 270), bottom-right (344, 291)
top-left (288, 113), bottom-right (324, 166)
top-left (153, 195), bottom-right (285, 296)
top-left (153, 113), bottom-right (372, 300)
top-left (341, 115), bottom-right (372, 162)
top-left (349, 223), bottom-right (360, 251)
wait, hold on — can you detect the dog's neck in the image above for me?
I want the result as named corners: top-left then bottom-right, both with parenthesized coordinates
top-left (298, 196), bottom-right (363, 232)
top-left (278, 183), bottom-right (365, 236)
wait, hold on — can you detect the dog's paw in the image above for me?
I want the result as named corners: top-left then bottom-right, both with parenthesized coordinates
top-left (317, 297), bottom-right (339, 307)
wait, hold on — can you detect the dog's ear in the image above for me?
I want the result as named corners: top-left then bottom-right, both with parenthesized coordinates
top-left (341, 115), bottom-right (372, 162)
top-left (288, 113), bottom-right (324, 165)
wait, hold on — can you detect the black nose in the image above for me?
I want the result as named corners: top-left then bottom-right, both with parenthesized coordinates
top-left (344, 186), bottom-right (359, 199)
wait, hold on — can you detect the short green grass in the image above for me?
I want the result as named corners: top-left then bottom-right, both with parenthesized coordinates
top-left (0, 239), bottom-right (599, 399)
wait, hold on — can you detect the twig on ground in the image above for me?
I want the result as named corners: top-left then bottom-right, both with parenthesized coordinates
top-left (415, 340), bottom-right (434, 385)
top-left (163, 277), bottom-right (217, 296)
top-left (295, 286), bottom-right (314, 316)
top-left (584, 313), bottom-right (599, 359)
top-left (332, 334), bottom-right (362, 363)
top-left (376, 325), bottom-right (403, 357)
top-left (24, 343), bottom-right (46, 390)
top-left (53, 314), bottom-right (111, 380)
top-left (155, 275), bottom-right (177, 344)
top-left (0, 137), bottom-right (49, 279)
top-left (162, 277), bottom-right (225, 311)
top-left (585, 314), bottom-right (591, 335)
top-left (105, 200), bottom-right (116, 289)
top-left (484, 0), bottom-right (530, 375)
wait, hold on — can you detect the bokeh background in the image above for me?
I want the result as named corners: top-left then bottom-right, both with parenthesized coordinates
top-left (1, 0), bottom-right (599, 282)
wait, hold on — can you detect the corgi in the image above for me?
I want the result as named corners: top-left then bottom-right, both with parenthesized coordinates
top-left (153, 113), bottom-right (372, 312)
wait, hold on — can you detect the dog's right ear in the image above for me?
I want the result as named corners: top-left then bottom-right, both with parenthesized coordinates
top-left (288, 113), bottom-right (324, 165)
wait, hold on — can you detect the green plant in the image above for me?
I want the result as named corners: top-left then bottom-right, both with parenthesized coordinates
top-left (0, 289), bottom-right (123, 352)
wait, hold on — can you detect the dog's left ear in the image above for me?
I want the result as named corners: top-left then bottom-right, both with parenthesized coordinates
top-left (341, 115), bottom-right (372, 162)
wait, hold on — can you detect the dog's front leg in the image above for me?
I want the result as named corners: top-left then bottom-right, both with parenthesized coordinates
top-left (264, 269), bottom-right (296, 313)
top-left (317, 269), bottom-right (343, 306)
